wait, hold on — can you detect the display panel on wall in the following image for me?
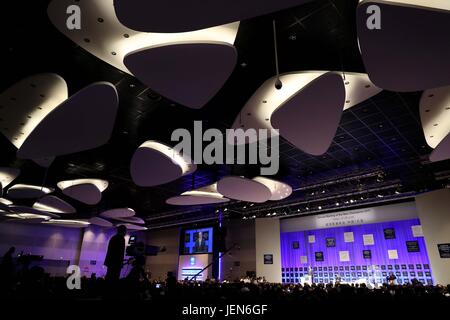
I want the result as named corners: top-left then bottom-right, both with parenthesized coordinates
top-left (280, 219), bottom-right (433, 285)
top-left (326, 238), bottom-right (336, 247)
top-left (437, 244), bottom-right (450, 258)
top-left (363, 250), bottom-right (372, 259)
top-left (406, 241), bottom-right (420, 253)
top-left (264, 254), bottom-right (273, 265)
top-left (182, 227), bottom-right (213, 254)
top-left (315, 252), bottom-right (324, 262)
top-left (384, 228), bottom-right (396, 240)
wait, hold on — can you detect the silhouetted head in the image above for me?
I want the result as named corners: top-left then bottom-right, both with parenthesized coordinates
top-left (117, 225), bottom-right (127, 236)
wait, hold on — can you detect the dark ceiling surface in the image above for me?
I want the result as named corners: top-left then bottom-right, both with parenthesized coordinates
top-left (1, 0), bottom-right (449, 229)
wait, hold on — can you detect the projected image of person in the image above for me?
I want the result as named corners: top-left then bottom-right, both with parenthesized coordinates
top-left (193, 231), bottom-right (208, 253)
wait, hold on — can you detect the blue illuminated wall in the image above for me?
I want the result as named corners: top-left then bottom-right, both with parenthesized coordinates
top-left (280, 219), bottom-right (433, 285)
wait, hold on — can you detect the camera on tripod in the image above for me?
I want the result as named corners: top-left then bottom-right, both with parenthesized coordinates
top-left (126, 241), bottom-right (162, 257)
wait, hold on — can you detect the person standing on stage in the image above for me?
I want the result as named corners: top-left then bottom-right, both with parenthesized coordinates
top-left (387, 272), bottom-right (397, 285)
top-left (104, 225), bottom-right (127, 282)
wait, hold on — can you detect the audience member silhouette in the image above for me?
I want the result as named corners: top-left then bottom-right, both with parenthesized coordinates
top-left (104, 225), bottom-right (127, 283)
top-left (0, 246), bottom-right (16, 293)
top-left (1, 246), bottom-right (15, 274)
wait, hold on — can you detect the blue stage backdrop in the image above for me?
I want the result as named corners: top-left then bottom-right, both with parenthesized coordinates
top-left (280, 218), bottom-right (433, 285)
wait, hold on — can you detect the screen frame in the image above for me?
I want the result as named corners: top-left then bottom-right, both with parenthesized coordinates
top-left (179, 226), bottom-right (215, 255)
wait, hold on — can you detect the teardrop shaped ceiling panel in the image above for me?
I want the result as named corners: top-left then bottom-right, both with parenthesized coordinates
top-left (217, 176), bottom-right (272, 203)
top-left (342, 72), bottom-right (382, 110)
top-left (252, 177), bottom-right (292, 201)
top-left (0, 74), bottom-right (68, 149)
top-left (33, 195), bottom-right (76, 214)
top-left (57, 179), bottom-right (109, 205)
top-left (114, 0), bottom-right (312, 32)
top-left (0, 198), bottom-right (13, 206)
top-left (166, 183), bottom-right (229, 206)
top-left (89, 217), bottom-right (114, 228)
top-left (0, 167), bottom-right (20, 189)
top-left (100, 208), bottom-right (136, 219)
top-left (48, 0), bottom-right (239, 108)
top-left (3, 216), bottom-right (49, 224)
top-left (113, 216), bottom-right (145, 224)
top-left (229, 72), bottom-right (379, 145)
top-left (357, 0), bottom-right (450, 91)
top-left (131, 141), bottom-right (196, 187)
top-left (17, 82), bottom-right (118, 159)
top-left (7, 184), bottom-right (54, 199)
top-left (271, 72), bottom-right (346, 155)
top-left (43, 219), bottom-right (90, 228)
top-left (420, 85), bottom-right (450, 162)
top-left (8, 206), bottom-right (60, 219)
top-left (117, 223), bottom-right (147, 231)
top-left (124, 43), bottom-right (237, 108)
top-left (430, 132), bottom-right (450, 162)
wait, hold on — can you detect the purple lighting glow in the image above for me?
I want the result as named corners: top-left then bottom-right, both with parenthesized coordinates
top-left (280, 219), bottom-right (433, 285)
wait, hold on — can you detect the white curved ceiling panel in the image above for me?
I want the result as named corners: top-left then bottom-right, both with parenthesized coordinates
top-left (166, 183), bottom-right (229, 206)
top-left (124, 43), bottom-right (237, 108)
top-left (33, 195), bottom-right (76, 214)
top-left (57, 179), bottom-right (109, 192)
top-left (230, 71), bottom-right (325, 145)
top-left (57, 179), bottom-right (108, 205)
top-left (229, 71), bottom-right (370, 151)
top-left (130, 140), bottom-right (196, 187)
top-left (89, 217), bottom-right (114, 228)
top-left (430, 133), bottom-right (450, 162)
top-left (217, 176), bottom-right (272, 203)
top-left (270, 72), bottom-right (346, 155)
top-left (2, 213), bottom-right (50, 224)
top-left (48, 0), bottom-right (239, 108)
top-left (113, 216), bottom-right (145, 224)
top-left (357, 0), bottom-right (450, 91)
top-left (43, 219), bottom-right (90, 228)
top-left (8, 206), bottom-right (60, 219)
top-left (116, 223), bottom-right (147, 231)
top-left (252, 177), bottom-right (292, 201)
top-left (17, 82), bottom-right (118, 159)
top-left (0, 167), bottom-right (20, 189)
top-left (0, 75), bottom-right (118, 159)
top-left (0, 74), bottom-right (67, 149)
top-left (100, 208), bottom-right (136, 219)
top-left (420, 85), bottom-right (450, 162)
top-left (62, 184), bottom-right (102, 205)
top-left (342, 72), bottom-right (382, 110)
top-left (113, 0), bottom-right (312, 32)
top-left (6, 184), bottom-right (54, 199)
top-left (0, 198), bottom-right (13, 206)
